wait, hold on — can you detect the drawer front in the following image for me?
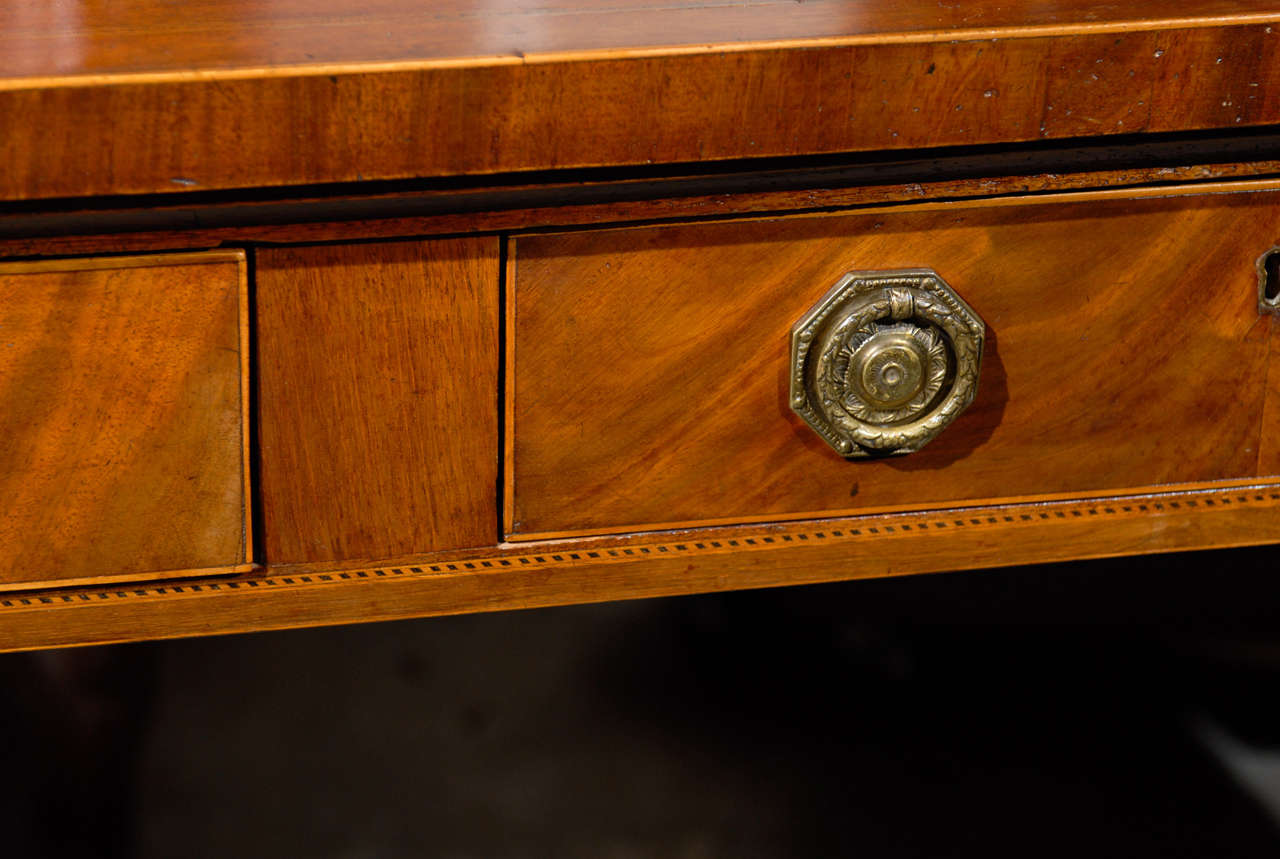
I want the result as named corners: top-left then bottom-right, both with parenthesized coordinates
top-left (0, 252), bottom-right (251, 587)
top-left (509, 191), bottom-right (1280, 538)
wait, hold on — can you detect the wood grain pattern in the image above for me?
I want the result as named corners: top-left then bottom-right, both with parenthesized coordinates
top-left (256, 238), bottom-right (500, 564)
top-left (0, 484), bottom-right (1278, 652)
top-left (1261, 315), bottom-right (1280, 475)
top-left (5, 20), bottom-right (1280, 200)
top-left (3, 1), bottom-right (1279, 649)
top-left (511, 190), bottom-right (1280, 537)
top-left (0, 252), bottom-right (250, 588)
top-left (6, 0), bottom-right (1278, 79)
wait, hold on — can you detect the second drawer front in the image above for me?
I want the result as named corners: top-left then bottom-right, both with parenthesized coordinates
top-left (508, 190), bottom-right (1280, 538)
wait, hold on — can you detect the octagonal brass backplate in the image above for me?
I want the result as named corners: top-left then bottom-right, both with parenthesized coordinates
top-left (790, 269), bottom-right (985, 458)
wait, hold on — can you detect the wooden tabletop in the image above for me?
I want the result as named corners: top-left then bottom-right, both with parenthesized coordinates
top-left (5, 0), bottom-right (1279, 79)
top-left (4, 1), bottom-right (1280, 201)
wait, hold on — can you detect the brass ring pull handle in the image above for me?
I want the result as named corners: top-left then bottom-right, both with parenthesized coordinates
top-left (790, 269), bottom-right (985, 458)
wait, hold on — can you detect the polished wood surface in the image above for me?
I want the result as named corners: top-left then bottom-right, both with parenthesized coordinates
top-left (1262, 315), bottom-right (1280, 475)
top-left (510, 190), bottom-right (1280, 537)
top-left (0, 252), bottom-right (250, 588)
top-left (257, 239), bottom-right (500, 564)
top-left (4, 10), bottom-right (1280, 199)
top-left (6, 0), bottom-right (1277, 78)
top-left (1, 484), bottom-right (1278, 652)
top-left (2, 2), bottom-right (1279, 650)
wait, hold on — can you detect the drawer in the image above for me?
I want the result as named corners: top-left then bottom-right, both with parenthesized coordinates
top-left (507, 191), bottom-right (1280, 538)
top-left (0, 252), bottom-right (251, 587)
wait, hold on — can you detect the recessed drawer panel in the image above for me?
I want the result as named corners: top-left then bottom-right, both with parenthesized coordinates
top-left (508, 191), bottom-right (1280, 538)
top-left (0, 252), bottom-right (251, 587)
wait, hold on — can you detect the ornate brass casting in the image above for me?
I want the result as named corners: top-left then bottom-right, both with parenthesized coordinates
top-left (790, 269), bottom-right (984, 458)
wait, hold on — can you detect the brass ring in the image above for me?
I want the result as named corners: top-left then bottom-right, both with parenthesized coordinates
top-left (790, 270), bottom-right (985, 458)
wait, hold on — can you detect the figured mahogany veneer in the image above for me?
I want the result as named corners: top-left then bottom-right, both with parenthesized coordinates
top-left (2, 1), bottom-right (1280, 651)
top-left (6, 2), bottom-right (1280, 200)
top-left (0, 252), bottom-right (251, 589)
top-left (509, 189), bottom-right (1280, 538)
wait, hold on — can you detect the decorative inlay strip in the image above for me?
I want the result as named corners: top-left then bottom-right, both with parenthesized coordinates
top-left (2, 485), bottom-right (1277, 614)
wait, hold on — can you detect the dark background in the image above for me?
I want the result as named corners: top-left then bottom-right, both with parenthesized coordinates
top-left (3, 547), bottom-right (1280, 857)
